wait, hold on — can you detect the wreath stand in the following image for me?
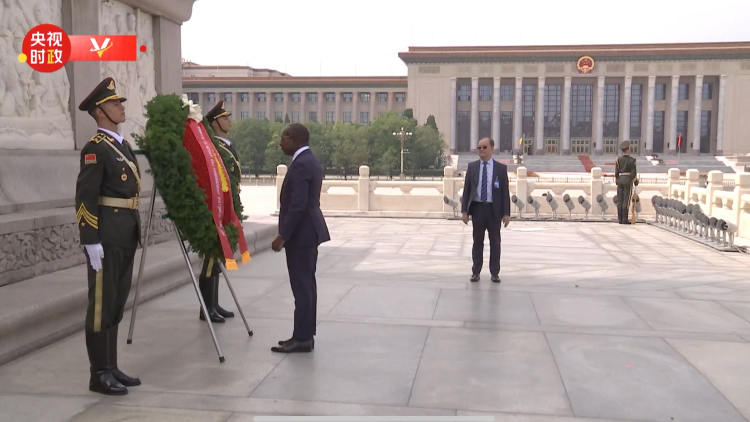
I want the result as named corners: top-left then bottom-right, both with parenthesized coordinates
top-left (125, 167), bottom-right (253, 363)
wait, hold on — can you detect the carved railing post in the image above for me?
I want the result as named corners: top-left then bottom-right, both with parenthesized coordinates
top-left (276, 164), bottom-right (287, 212)
top-left (590, 167), bottom-right (603, 215)
top-left (706, 170), bottom-right (724, 214)
top-left (685, 169), bottom-right (700, 207)
top-left (358, 165), bottom-right (370, 211)
top-left (442, 166), bottom-right (455, 213)
top-left (734, 172), bottom-right (750, 230)
top-left (515, 167), bottom-right (528, 216)
top-left (667, 168), bottom-right (681, 198)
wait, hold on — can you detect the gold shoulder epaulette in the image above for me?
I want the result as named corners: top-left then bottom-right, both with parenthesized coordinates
top-left (89, 133), bottom-right (107, 144)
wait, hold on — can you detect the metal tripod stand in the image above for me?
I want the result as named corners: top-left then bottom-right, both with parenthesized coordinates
top-left (125, 183), bottom-right (253, 363)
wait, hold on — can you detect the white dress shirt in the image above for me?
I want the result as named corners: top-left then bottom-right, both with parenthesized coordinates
top-left (475, 159), bottom-right (494, 203)
top-left (292, 145), bottom-right (310, 162)
top-left (216, 136), bottom-right (231, 146)
top-left (98, 127), bottom-right (124, 144)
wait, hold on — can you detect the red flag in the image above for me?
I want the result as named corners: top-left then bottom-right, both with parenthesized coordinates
top-left (677, 135), bottom-right (682, 147)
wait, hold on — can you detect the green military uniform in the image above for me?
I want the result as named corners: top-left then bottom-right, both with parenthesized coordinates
top-left (615, 140), bottom-right (637, 224)
top-left (197, 100), bottom-right (242, 323)
top-left (75, 77), bottom-right (142, 395)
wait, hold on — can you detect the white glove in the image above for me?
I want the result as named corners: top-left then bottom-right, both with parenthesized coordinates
top-left (84, 244), bottom-right (104, 272)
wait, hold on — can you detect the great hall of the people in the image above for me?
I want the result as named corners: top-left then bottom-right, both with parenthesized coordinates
top-left (183, 42), bottom-right (750, 157)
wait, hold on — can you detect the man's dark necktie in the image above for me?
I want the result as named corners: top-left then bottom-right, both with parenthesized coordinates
top-left (481, 162), bottom-right (488, 202)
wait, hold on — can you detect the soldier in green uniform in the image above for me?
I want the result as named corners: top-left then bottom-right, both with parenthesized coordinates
top-left (75, 77), bottom-right (142, 395)
top-left (196, 100), bottom-right (242, 323)
top-left (615, 140), bottom-right (637, 224)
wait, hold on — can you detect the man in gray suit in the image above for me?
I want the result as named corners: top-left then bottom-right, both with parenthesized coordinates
top-left (461, 137), bottom-right (511, 283)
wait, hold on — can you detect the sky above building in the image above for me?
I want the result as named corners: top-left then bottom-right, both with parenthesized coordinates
top-left (181, 0), bottom-right (750, 77)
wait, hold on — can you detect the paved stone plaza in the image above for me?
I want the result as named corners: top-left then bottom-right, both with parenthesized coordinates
top-left (2, 217), bottom-right (750, 422)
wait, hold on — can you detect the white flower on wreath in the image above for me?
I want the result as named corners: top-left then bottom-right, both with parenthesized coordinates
top-left (181, 94), bottom-right (204, 122)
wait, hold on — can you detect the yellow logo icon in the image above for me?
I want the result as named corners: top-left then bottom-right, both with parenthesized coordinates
top-left (90, 38), bottom-right (113, 58)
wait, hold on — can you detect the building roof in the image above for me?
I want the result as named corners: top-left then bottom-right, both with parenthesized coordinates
top-left (182, 76), bottom-right (408, 89)
top-left (398, 42), bottom-right (750, 64)
top-left (181, 61), bottom-right (292, 76)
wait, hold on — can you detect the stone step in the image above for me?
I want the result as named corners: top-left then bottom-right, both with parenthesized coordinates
top-left (0, 221), bottom-right (277, 366)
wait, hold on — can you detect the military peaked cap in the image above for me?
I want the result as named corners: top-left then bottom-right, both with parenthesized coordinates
top-left (206, 100), bottom-right (231, 122)
top-left (78, 77), bottom-right (127, 112)
top-left (619, 140), bottom-right (631, 150)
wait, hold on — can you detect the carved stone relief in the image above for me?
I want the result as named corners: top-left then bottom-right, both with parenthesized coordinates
top-left (100, 0), bottom-right (156, 143)
top-left (0, 0), bottom-right (74, 150)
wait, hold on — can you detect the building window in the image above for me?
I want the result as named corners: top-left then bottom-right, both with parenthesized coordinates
top-left (522, 85), bottom-right (535, 137)
top-left (676, 110), bottom-right (689, 153)
top-left (275, 111), bottom-right (283, 122)
top-left (360, 93), bottom-right (370, 102)
top-left (325, 93), bottom-right (335, 102)
top-left (457, 111), bottom-right (471, 152)
top-left (603, 84), bottom-right (620, 138)
top-left (240, 93), bottom-right (249, 102)
top-left (188, 93), bottom-right (199, 103)
top-left (207, 93), bottom-right (215, 103)
top-left (653, 111), bottom-right (665, 153)
top-left (257, 111), bottom-right (266, 120)
top-left (702, 83), bottom-right (712, 100)
top-left (378, 93), bottom-right (388, 102)
top-left (257, 93), bottom-right (266, 102)
top-left (678, 83), bottom-right (689, 100)
top-left (570, 84), bottom-right (593, 137)
top-left (342, 93), bottom-right (353, 102)
top-left (343, 111), bottom-right (352, 123)
top-left (308, 93), bottom-right (318, 102)
top-left (309, 111), bottom-right (317, 122)
top-left (500, 85), bottom-right (514, 101)
top-left (240, 111), bottom-right (249, 119)
top-left (291, 112), bottom-right (300, 122)
top-left (326, 111), bottom-right (334, 123)
top-left (274, 93), bottom-right (283, 102)
top-left (360, 112), bottom-right (369, 125)
top-left (500, 111), bottom-right (513, 151)
top-left (630, 84), bottom-right (643, 139)
top-left (655, 84), bottom-right (666, 101)
top-left (700, 110), bottom-right (711, 153)
top-left (395, 93), bottom-right (405, 102)
top-left (223, 93), bottom-right (232, 102)
top-left (458, 85), bottom-right (470, 101)
top-left (291, 93), bottom-right (301, 102)
top-left (479, 85), bottom-right (492, 101)
top-left (544, 85), bottom-right (562, 137)
top-left (479, 111), bottom-right (491, 139)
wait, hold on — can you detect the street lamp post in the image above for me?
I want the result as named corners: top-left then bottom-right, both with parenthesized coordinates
top-left (392, 126), bottom-right (412, 179)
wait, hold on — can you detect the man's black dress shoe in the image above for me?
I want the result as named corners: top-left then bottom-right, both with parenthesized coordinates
top-left (278, 337), bottom-right (314, 349)
top-left (271, 339), bottom-right (313, 353)
top-left (470, 274), bottom-right (480, 282)
top-left (491, 275), bottom-right (501, 283)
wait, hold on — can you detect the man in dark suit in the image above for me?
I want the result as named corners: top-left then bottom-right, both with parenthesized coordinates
top-left (461, 137), bottom-right (511, 283)
top-left (271, 123), bottom-right (331, 353)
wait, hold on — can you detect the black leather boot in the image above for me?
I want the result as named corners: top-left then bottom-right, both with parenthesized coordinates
top-left (199, 277), bottom-right (225, 323)
top-left (214, 275), bottom-right (234, 318)
top-left (86, 330), bottom-right (127, 395)
top-left (108, 326), bottom-right (141, 387)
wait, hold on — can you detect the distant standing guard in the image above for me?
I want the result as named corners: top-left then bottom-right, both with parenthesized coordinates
top-left (75, 77), bottom-right (142, 395)
top-left (197, 100), bottom-right (241, 323)
top-left (615, 140), bottom-right (637, 224)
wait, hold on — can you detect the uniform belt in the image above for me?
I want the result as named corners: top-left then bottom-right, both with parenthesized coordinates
top-left (98, 196), bottom-right (140, 210)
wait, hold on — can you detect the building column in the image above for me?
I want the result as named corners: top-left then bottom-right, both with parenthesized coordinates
top-left (491, 77), bottom-right (501, 152)
top-left (248, 92), bottom-right (254, 119)
top-left (561, 77), bottom-right (571, 155)
top-left (691, 75), bottom-right (704, 155)
top-left (335, 92), bottom-right (341, 122)
top-left (621, 76), bottom-right (632, 146)
top-left (667, 75), bottom-right (679, 155)
top-left (470, 77), bottom-right (479, 150)
top-left (232, 92), bottom-right (239, 119)
top-left (450, 77), bottom-right (457, 154)
top-left (317, 91), bottom-right (324, 123)
top-left (594, 76), bottom-right (605, 155)
top-left (300, 92), bottom-right (307, 123)
top-left (716, 75), bottom-right (727, 155)
top-left (265, 92), bottom-right (272, 121)
top-left (387, 91), bottom-right (394, 111)
top-left (370, 91), bottom-right (376, 124)
top-left (535, 76), bottom-right (545, 155)
top-left (282, 92), bottom-right (289, 121)
top-left (645, 76), bottom-right (655, 154)
top-left (352, 92), bottom-right (359, 124)
top-left (513, 77), bottom-right (522, 153)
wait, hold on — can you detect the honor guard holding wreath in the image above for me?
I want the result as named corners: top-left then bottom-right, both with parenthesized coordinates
top-left (197, 100), bottom-right (242, 323)
top-left (615, 140), bottom-right (638, 224)
top-left (75, 77), bottom-right (142, 395)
